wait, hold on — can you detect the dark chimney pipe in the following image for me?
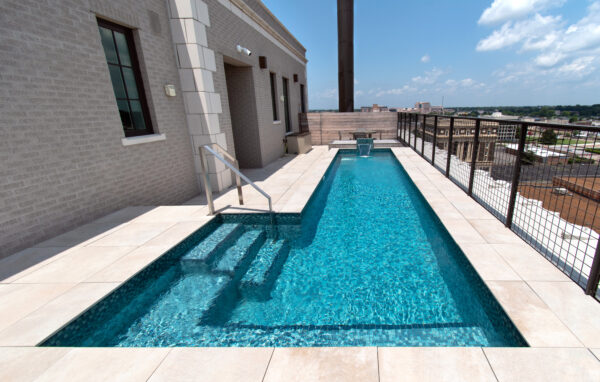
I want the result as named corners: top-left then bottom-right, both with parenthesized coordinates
top-left (337, 0), bottom-right (354, 112)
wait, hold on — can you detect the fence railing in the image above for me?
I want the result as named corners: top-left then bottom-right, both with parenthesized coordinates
top-left (398, 112), bottom-right (600, 298)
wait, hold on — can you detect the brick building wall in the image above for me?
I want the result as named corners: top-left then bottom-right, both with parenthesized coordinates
top-left (0, 0), bottom-right (200, 259)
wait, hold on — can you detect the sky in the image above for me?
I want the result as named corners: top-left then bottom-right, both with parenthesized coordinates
top-left (261, 0), bottom-right (600, 109)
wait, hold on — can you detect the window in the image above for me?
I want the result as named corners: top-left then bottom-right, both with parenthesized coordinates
top-left (300, 84), bottom-right (306, 113)
top-left (282, 77), bottom-right (291, 133)
top-left (98, 19), bottom-right (153, 136)
top-left (269, 72), bottom-right (278, 121)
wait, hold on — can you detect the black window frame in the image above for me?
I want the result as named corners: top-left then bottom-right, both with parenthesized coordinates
top-left (97, 18), bottom-right (154, 137)
top-left (300, 84), bottom-right (306, 113)
top-left (269, 72), bottom-right (279, 121)
top-left (282, 76), bottom-right (291, 133)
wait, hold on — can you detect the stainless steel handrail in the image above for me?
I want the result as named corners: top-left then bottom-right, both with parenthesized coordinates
top-left (199, 144), bottom-right (274, 231)
top-left (201, 143), bottom-right (243, 207)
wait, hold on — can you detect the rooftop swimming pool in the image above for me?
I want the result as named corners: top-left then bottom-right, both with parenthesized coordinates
top-left (43, 150), bottom-right (526, 347)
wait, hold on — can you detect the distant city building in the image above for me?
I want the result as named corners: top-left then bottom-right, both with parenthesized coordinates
top-left (417, 119), bottom-right (498, 171)
top-left (546, 118), bottom-right (570, 125)
top-left (505, 144), bottom-right (568, 165)
top-left (361, 104), bottom-right (389, 112)
top-left (414, 102), bottom-right (446, 114)
top-left (415, 102), bottom-right (431, 114)
top-left (497, 122), bottom-right (518, 142)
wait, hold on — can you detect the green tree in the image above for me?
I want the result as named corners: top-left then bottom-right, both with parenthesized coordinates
top-left (539, 129), bottom-right (558, 145)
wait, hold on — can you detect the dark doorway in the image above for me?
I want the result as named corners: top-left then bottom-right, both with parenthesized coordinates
top-left (224, 62), bottom-right (261, 168)
top-left (282, 77), bottom-right (291, 133)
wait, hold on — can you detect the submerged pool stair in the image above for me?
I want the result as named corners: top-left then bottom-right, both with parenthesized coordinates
top-left (179, 223), bottom-right (291, 323)
top-left (240, 239), bottom-right (291, 299)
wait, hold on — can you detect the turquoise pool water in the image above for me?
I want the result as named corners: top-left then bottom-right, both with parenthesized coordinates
top-left (43, 150), bottom-right (526, 347)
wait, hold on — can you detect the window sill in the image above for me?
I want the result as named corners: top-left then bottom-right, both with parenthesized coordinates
top-left (121, 134), bottom-right (166, 146)
top-left (273, 121), bottom-right (281, 125)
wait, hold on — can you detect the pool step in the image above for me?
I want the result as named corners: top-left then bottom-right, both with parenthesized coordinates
top-left (240, 239), bottom-right (291, 300)
top-left (213, 230), bottom-right (266, 277)
top-left (180, 223), bottom-right (243, 264)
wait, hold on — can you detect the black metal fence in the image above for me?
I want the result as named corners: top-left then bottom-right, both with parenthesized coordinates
top-left (398, 112), bottom-right (600, 298)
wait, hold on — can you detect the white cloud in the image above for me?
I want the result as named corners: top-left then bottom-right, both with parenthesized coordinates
top-left (557, 56), bottom-right (596, 76)
top-left (478, 0), bottom-right (566, 25)
top-left (445, 78), bottom-right (486, 89)
top-left (421, 54), bottom-right (430, 63)
top-left (479, 1), bottom-right (600, 84)
top-left (315, 88), bottom-right (337, 99)
top-left (411, 68), bottom-right (444, 84)
top-left (355, 90), bottom-right (364, 96)
top-left (375, 85), bottom-right (417, 97)
top-left (534, 51), bottom-right (566, 67)
top-left (476, 14), bottom-right (561, 51)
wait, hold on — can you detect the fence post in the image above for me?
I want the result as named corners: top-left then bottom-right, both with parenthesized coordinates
top-left (398, 113), bottom-right (402, 141)
top-left (421, 115), bottom-right (426, 156)
top-left (505, 123), bottom-right (528, 228)
top-left (412, 114), bottom-right (417, 149)
top-left (468, 119), bottom-right (481, 196)
top-left (586, 245), bottom-right (600, 296)
top-left (446, 117), bottom-right (454, 177)
top-left (401, 113), bottom-right (405, 142)
top-left (432, 115), bottom-right (438, 165)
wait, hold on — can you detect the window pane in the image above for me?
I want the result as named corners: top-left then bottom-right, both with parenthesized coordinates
top-left (114, 32), bottom-right (132, 67)
top-left (108, 65), bottom-right (126, 99)
top-left (129, 101), bottom-right (147, 130)
top-left (121, 67), bottom-right (139, 99)
top-left (98, 27), bottom-right (118, 64)
top-left (270, 73), bottom-right (278, 120)
top-left (117, 100), bottom-right (133, 129)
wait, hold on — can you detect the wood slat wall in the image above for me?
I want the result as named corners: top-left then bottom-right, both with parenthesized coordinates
top-left (299, 112), bottom-right (398, 145)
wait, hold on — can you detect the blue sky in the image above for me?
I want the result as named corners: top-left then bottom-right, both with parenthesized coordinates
top-left (262, 0), bottom-right (600, 109)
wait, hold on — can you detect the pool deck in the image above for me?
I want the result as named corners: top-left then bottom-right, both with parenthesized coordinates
top-left (1, 146), bottom-right (600, 381)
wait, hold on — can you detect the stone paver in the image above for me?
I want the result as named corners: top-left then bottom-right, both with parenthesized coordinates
top-left (263, 347), bottom-right (379, 382)
top-left (0, 347), bottom-right (70, 382)
top-left (458, 243), bottom-right (521, 281)
top-left (0, 283), bottom-right (75, 332)
top-left (34, 348), bottom-right (170, 382)
top-left (149, 347), bottom-right (273, 382)
top-left (34, 222), bottom-right (129, 248)
top-left (379, 347), bottom-right (496, 382)
top-left (486, 280), bottom-right (582, 347)
top-left (469, 218), bottom-right (524, 244)
top-left (529, 281), bottom-right (600, 348)
top-left (491, 243), bottom-right (571, 282)
top-left (0, 247), bottom-right (74, 283)
top-left (88, 222), bottom-right (176, 247)
top-left (14, 246), bottom-right (136, 283)
top-left (438, 218), bottom-right (487, 244)
top-left (484, 348), bottom-right (600, 381)
top-left (86, 244), bottom-right (173, 283)
top-left (0, 283), bottom-right (118, 346)
top-left (143, 220), bottom-right (212, 247)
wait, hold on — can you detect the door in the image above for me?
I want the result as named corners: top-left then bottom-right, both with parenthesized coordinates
top-left (282, 77), bottom-right (291, 133)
